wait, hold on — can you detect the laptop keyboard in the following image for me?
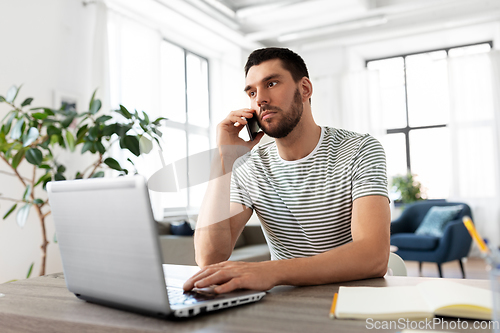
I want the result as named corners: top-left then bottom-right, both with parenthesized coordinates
top-left (167, 287), bottom-right (221, 305)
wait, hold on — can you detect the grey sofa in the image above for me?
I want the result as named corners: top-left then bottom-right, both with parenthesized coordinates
top-left (158, 223), bottom-right (271, 265)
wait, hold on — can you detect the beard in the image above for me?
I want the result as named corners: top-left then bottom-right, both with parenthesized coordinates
top-left (258, 88), bottom-right (303, 139)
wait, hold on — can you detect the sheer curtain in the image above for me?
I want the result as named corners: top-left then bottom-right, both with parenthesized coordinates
top-left (340, 70), bottom-right (385, 140)
top-left (447, 51), bottom-right (500, 249)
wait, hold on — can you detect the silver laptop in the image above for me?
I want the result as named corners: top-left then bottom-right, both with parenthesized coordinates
top-left (47, 175), bottom-right (265, 318)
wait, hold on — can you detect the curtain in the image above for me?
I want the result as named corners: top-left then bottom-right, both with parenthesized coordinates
top-left (447, 51), bottom-right (500, 252)
top-left (340, 70), bottom-right (385, 140)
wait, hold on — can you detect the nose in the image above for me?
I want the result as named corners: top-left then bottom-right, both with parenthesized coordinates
top-left (256, 89), bottom-right (269, 108)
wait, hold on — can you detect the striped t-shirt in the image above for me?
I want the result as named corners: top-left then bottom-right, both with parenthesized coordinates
top-left (230, 127), bottom-right (388, 260)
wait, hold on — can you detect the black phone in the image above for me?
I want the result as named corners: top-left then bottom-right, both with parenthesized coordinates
top-left (245, 116), bottom-right (261, 141)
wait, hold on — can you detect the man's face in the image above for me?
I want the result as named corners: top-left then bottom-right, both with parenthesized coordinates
top-left (244, 59), bottom-right (304, 138)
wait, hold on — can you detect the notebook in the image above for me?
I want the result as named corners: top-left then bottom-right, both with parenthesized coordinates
top-left (46, 175), bottom-right (265, 318)
top-left (334, 280), bottom-right (492, 320)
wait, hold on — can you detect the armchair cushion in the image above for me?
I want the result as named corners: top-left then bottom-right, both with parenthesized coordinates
top-left (391, 233), bottom-right (440, 251)
top-left (414, 205), bottom-right (464, 237)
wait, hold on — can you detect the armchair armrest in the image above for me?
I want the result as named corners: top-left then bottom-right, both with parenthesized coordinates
top-left (391, 216), bottom-right (411, 235)
top-left (435, 219), bottom-right (473, 262)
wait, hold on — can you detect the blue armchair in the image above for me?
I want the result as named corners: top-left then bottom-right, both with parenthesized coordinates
top-left (390, 200), bottom-right (473, 278)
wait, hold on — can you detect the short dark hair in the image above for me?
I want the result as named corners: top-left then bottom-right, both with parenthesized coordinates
top-left (244, 47), bottom-right (309, 82)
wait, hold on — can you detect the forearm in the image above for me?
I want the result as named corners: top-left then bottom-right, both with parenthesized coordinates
top-left (271, 239), bottom-right (389, 286)
top-left (194, 148), bottom-right (245, 266)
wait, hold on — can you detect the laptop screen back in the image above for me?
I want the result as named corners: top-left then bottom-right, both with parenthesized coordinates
top-left (47, 175), bottom-right (170, 314)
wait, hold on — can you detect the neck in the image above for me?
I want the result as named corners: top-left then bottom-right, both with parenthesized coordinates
top-left (275, 106), bottom-right (321, 161)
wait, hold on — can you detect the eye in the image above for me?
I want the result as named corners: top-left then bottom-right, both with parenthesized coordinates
top-left (268, 81), bottom-right (277, 88)
top-left (248, 91), bottom-right (256, 98)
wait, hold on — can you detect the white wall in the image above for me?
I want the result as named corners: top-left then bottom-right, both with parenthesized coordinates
top-left (0, 0), bottom-right (97, 283)
top-left (0, 0), bottom-right (251, 283)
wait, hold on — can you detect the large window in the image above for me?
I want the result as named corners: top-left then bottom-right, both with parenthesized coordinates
top-left (108, 15), bottom-right (211, 218)
top-left (158, 40), bottom-right (211, 213)
top-left (367, 42), bottom-right (492, 199)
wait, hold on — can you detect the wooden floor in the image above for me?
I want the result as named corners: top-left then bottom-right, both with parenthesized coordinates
top-left (404, 257), bottom-right (490, 279)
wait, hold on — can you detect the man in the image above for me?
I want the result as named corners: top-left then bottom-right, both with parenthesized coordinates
top-left (183, 47), bottom-right (390, 294)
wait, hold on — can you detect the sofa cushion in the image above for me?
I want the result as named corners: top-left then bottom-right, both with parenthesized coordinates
top-left (391, 233), bottom-right (440, 251)
top-left (415, 205), bottom-right (464, 237)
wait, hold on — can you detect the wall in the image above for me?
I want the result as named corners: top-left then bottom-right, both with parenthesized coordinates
top-left (0, 0), bottom-right (251, 283)
top-left (0, 0), bottom-right (97, 283)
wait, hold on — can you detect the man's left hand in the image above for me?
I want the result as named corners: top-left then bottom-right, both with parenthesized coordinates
top-left (183, 261), bottom-right (279, 294)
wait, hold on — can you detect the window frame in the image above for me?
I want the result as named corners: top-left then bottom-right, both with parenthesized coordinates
top-left (160, 38), bottom-right (212, 213)
top-left (365, 41), bottom-right (493, 172)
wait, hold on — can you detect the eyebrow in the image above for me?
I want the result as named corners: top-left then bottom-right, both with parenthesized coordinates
top-left (244, 73), bottom-right (283, 93)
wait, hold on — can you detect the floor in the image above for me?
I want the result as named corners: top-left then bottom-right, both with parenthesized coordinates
top-left (404, 257), bottom-right (490, 280)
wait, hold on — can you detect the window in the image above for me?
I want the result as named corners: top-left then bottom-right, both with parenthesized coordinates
top-left (108, 15), bottom-right (211, 218)
top-left (158, 40), bottom-right (211, 214)
top-left (367, 42), bottom-right (492, 199)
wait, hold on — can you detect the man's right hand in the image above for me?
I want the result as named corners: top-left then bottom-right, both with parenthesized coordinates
top-left (217, 108), bottom-right (264, 149)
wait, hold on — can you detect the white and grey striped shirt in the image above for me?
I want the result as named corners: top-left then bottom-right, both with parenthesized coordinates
top-left (230, 127), bottom-right (388, 260)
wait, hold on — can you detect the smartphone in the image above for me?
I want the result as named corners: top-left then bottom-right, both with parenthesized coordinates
top-left (245, 115), bottom-right (261, 141)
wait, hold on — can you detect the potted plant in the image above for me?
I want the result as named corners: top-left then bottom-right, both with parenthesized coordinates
top-left (391, 172), bottom-right (424, 204)
top-left (0, 85), bottom-right (164, 277)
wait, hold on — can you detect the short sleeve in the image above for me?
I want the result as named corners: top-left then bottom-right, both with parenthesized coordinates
top-left (230, 154), bottom-right (254, 209)
top-left (351, 135), bottom-right (389, 201)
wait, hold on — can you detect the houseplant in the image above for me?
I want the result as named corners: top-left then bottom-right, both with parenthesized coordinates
top-left (0, 85), bottom-right (164, 277)
top-left (391, 172), bottom-right (424, 204)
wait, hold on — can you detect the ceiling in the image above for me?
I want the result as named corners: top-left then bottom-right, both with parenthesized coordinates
top-left (184, 0), bottom-right (500, 47)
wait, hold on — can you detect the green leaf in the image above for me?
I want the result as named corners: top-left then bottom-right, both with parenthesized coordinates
top-left (39, 164), bottom-right (51, 169)
top-left (127, 157), bottom-right (135, 166)
top-left (65, 131), bottom-right (75, 152)
top-left (3, 112), bottom-right (17, 135)
top-left (87, 126), bottom-right (99, 141)
top-left (117, 105), bottom-right (132, 119)
top-left (61, 114), bottom-right (76, 128)
top-left (96, 141), bottom-right (105, 154)
top-left (75, 172), bottom-right (83, 179)
top-left (152, 117), bottom-right (167, 125)
top-left (25, 148), bottom-right (43, 165)
top-left (0, 95), bottom-right (5, 102)
top-left (90, 99), bottom-right (101, 115)
top-left (11, 149), bottom-right (25, 169)
top-left (23, 127), bottom-right (39, 147)
top-left (47, 125), bottom-right (61, 136)
top-left (76, 124), bottom-right (89, 143)
top-left (26, 262), bottom-right (34, 279)
top-left (21, 97), bottom-right (34, 107)
top-left (142, 111), bottom-right (150, 124)
top-left (119, 135), bottom-right (140, 156)
top-left (152, 128), bottom-right (163, 138)
top-left (96, 115), bottom-right (112, 124)
top-left (33, 198), bottom-right (44, 205)
top-left (104, 157), bottom-right (123, 171)
top-left (81, 141), bottom-right (93, 154)
top-left (22, 185), bottom-right (32, 201)
top-left (10, 118), bottom-right (25, 140)
top-left (50, 134), bottom-right (59, 146)
top-left (102, 124), bottom-right (116, 137)
top-left (57, 165), bottom-right (66, 173)
top-left (54, 173), bottom-right (66, 181)
top-left (6, 85), bottom-right (20, 103)
top-left (91, 171), bottom-right (105, 178)
top-left (53, 233), bottom-right (58, 244)
top-left (3, 204), bottom-right (17, 220)
top-left (32, 112), bottom-right (48, 120)
top-left (35, 173), bottom-right (52, 187)
top-left (16, 203), bottom-right (32, 228)
top-left (139, 136), bottom-right (153, 154)
top-left (89, 89), bottom-right (98, 110)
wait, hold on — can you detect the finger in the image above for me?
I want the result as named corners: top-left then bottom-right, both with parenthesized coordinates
top-left (183, 267), bottom-right (219, 291)
top-left (213, 278), bottom-right (241, 294)
top-left (194, 270), bottom-right (233, 289)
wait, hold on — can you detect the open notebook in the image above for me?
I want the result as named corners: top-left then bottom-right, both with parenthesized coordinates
top-left (334, 280), bottom-right (492, 320)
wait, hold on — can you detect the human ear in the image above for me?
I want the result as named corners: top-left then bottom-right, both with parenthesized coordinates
top-left (300, 77), bottom-right (313, 102)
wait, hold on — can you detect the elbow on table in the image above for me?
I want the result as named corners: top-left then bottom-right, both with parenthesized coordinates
top-left (366, 251), bottom-right (390, 278)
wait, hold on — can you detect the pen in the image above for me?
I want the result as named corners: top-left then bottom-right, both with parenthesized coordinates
top-left (329, 292), bottom-right (338, 319)
top-left (463, 216), bottom-right (489, 254)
